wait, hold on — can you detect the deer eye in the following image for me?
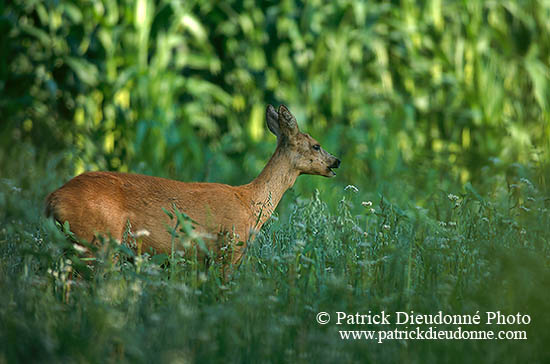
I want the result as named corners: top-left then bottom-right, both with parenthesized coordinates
top-left (312, 144), bottom-right (321, 151)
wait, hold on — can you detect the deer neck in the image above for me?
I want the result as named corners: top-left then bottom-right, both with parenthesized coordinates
top-left (244, 145), bottom-right (299, 221)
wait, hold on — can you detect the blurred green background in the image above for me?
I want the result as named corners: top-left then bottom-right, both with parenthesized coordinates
top-left (2, 0), bottom-right (548, 199)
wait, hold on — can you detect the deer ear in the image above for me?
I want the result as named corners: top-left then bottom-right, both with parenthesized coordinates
top-left (278, 105), bottom-right (298, 136)
top-left (266, 104), bottom-right (281, 138)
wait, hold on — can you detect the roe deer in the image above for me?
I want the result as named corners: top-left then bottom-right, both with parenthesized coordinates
top-left (45, 105), bottom-right (340, 268)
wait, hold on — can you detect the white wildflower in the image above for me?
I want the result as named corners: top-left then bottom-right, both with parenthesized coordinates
top-left (447, 193), bottom-right (459, 202)
top-left (344, 185), bottom-right (359, 193)
top-left (135, 229), bottom-right (151, 238)
top-left (72, 243), bottom-right (88, 254)
top-left (520, 178), bottom-right (533, 187)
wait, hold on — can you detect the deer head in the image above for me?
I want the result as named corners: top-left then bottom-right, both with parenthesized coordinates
top-left (266, 104), bottom-right (341, 177)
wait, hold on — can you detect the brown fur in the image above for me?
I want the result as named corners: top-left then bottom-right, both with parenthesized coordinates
top-left (45, 105), bottom-right (340, 266)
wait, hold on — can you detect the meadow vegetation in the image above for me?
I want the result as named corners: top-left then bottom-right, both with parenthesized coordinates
top-left (1, 0), bottom-right (550, 362)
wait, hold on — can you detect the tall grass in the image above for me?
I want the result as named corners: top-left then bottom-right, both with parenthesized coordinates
top-left (1, 150), bottom-right (549, 363)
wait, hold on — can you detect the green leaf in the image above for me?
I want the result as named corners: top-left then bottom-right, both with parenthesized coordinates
top-left (65, 57), bottom-right (99, 87)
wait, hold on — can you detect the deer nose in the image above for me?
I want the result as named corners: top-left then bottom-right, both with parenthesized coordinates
top-left (331, 159), bottom-right (341, 169)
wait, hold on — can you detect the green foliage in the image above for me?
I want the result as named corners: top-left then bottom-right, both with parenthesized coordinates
top-left (1, 0), bottom-right (549, 189)
top-left (1, 150), bottom-right (550, 363)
